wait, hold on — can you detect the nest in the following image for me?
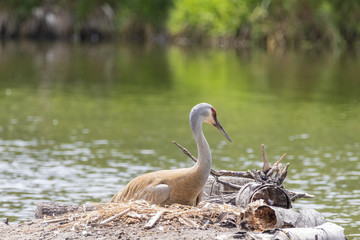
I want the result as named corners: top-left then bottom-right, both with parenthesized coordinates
top-left (42, 200), bottom-right (245, 231)
top-left (36, 143), bottom-right (315, 235)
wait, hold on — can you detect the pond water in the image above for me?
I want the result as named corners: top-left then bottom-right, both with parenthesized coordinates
top-left (0, 41), bottom-right (359, 237)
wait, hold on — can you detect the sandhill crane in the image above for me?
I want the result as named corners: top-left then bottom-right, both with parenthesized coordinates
top-left (111, 103), bottom-right (231, 206)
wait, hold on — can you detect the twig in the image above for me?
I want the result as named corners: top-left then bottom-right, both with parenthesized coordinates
top-left (274, 153), bottom-right (287, 166)
top-left (178, 216), bottom-right (198, 228)
top-left (247, 170), bottom-right (256, 180)
top-left (273, 163), bottom-right (282, 179)
top-left (214, 176), bottom-right (242, 190)
top-left (99, 208), bottom-right (130, 225)
top-left (173, 141), bottom-right (252, 179)
top-left (42, 217), bottom-right (69, 224)
top-left (173, 140), bottom-right (224, 177)
top-left (173, 141), bottom-right (197, 163)
top-left (266, 153), bottom-right (286, 178)
top-left (213, 170), bottom-right (253, 179)
top-left (289, 191), bottom-right (315, 202)
top-left (144, 210), bottom-right (165, 229)
top-left (276, 163), bottom-right (290, 185)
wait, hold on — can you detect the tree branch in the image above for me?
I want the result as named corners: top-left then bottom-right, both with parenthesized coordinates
top-left (173, 140), bottom-right (252, 179)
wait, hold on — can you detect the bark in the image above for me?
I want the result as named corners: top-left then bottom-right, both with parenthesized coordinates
top-left (236, 182), bottom-right (292, 209)
top-left (273, 222), bottom-right (346, 240)
top-left (174, 141), bottom-right (314, 204)
top-left (35, 202), bottom-right (97, 219)
top-left (218, 222), bottom-right (346, 240)
top-left (244, 202), bottom-right (325, 231)
top-left (204, 176), bottom-right (253, 196)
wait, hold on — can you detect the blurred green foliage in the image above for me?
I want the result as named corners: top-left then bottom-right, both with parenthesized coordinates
top-left (169, 0), bottom-right (360, 49)
top-left (0, 0), bottom-right (359, 49)
top-left (168, 0), bottom-right (251, 36)
top-left (117, 0), bottom-right (173, 29)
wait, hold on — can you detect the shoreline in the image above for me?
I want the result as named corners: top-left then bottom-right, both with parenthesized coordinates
top-left (1, 2), bottom-right (359, 52)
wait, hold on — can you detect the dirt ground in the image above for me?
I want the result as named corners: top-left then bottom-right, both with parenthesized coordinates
top-left (0, 219), bottom-right (250, 240)
top-left (0, 200), bottom-right (253, 240)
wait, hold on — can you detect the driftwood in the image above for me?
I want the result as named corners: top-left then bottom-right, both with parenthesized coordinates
top-left (174, 141), bottom-right (287, 182)
top-left (99, 208), bottom-right (130, 224)
top-left (236, 182), bottom-right (292, 209)
top-left (218, 222), bottom-right (345, 240)
top-left (172, 141), bottom-right (346, 238)
top-left (243, 201), bottom-right (325, 230)
top-left (173, 141), bottom-right (314, 207)
top-left (35, 202), bottom-right (98, 219)
top-left (203, 176), bottom-right (253, 197)
top-left (273, 222), bottom-right (346, 240)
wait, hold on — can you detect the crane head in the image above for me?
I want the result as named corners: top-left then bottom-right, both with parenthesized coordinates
top-left (205, 107), bottom-right (232, 142)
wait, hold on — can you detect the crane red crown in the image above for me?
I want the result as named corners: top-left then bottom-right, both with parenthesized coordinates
top-left (211, 107), bottom-right (217, 116)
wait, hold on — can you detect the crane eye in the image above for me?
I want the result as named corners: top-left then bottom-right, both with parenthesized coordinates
top-left (211, 107), bottom-right (217, 117)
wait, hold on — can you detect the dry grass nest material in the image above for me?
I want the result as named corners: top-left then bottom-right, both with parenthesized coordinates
top-left (42, 200), bottom-right (245, 231)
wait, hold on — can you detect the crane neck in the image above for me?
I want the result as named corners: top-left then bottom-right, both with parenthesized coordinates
top-left (191, 119), bottom-right (212, 178)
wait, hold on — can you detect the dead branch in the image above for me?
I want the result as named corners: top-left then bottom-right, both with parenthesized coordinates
top-left (274, 153), bottom-right (287, 167)
top-left (276, 163), bottom-right (289, 185)
top-left (173, 141), bottom-right (315, 204)
top-left (266, 153), bottom-right (286, 177)
top-left (288, 191), bottom-right (315, 202)
top-left (99, 209), bottom-right (130, 225)
top-left (144, 210), bottom-right (165, 229)
top-left (42, 217), bottom-right (69, 224)
top-left (173, 141), bottom-right (252, 179)
top-left (213, 176), bottom-right (242, 190)
top-left (261, 144), bottom-right (271, 173)
top-left (212, 170), bottom-right (253, 178)
top-left (35, 202), bottom-right (97, 219)
top-left (173, 141), bottom-right (197, 163)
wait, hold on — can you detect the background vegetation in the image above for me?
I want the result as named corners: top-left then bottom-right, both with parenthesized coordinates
top-left (0, 0), bottom-right (359, 50)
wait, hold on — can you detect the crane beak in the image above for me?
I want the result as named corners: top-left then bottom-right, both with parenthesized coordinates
top-left (213, 119), bottom-right (232, 142)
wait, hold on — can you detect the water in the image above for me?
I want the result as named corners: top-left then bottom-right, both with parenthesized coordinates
top-left (0, 41), bottom-right (359, 237)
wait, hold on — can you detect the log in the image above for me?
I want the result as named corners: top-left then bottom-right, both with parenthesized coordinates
top-left (274, 222), bottom-right (346, 240)
top-left (244, 202), bottom-right (325, 231)
top-left (204, 176), bottom-right (254, 196)
top-left (35, 202), bottom-right (97, 219)
top-left (218, 223), bottom-right (346, 240)
top-left (236, 182), bottom-right (292, 209)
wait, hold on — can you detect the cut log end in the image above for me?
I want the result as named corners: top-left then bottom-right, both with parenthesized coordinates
top-left (236, 183), bottom-right (292, 209)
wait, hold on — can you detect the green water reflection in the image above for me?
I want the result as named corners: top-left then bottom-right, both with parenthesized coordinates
top-left (0, 42), bottom-right (359, 237)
